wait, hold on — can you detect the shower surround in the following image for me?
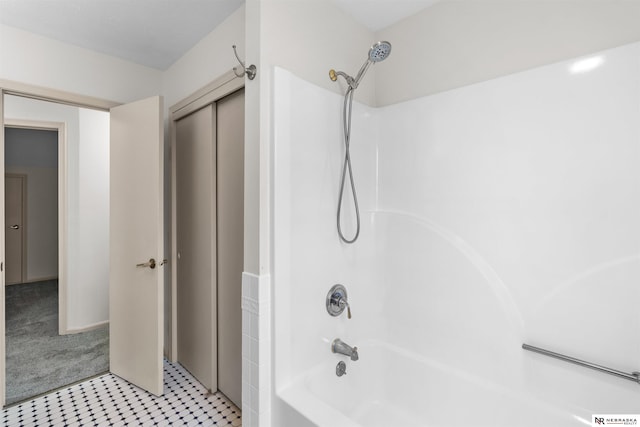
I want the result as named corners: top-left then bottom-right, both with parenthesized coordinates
top-left (272, 41), bottom-right (640, 426)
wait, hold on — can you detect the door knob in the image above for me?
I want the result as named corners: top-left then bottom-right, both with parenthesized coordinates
top-left (136, 258), bottom-right (156, 269)
top-left (10, 225), bottom-right (19, 230)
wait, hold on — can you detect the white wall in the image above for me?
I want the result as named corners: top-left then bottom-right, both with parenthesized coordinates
top-left (0, 24), bottom-right (162, 104)
top-left (73, 108), bottom-right (110, 329)
top-left (376, 0), bottom-right (640, 106)
top-left (5, 128), bottom-right (58, 281)
top-left (272, 40), bottom-right (640, 424)
top-left (4, 95), bottom-right (110, 331)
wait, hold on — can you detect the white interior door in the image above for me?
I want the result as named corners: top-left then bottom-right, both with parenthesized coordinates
top-left (5, 174), bottom-right (25, 285)
top-left (109, 96), bottom-right (164, 396)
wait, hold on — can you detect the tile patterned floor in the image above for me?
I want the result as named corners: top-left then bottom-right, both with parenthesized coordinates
top-left (2, 359), bottom-right (241, 426)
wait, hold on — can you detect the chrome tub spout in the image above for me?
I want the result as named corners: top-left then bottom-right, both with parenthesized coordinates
top-left (332, 338), bottom-right (359, 361)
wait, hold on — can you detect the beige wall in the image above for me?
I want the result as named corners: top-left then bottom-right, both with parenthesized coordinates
top-left (0, 24), bottom-right (161, 104)
top-left (376, 0), bottom-right (640, 106)
top-left (162, 4), bottom-right (245, 109)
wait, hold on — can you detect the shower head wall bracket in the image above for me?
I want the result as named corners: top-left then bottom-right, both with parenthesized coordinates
top-left (329, 69), bottom-right (355, 88)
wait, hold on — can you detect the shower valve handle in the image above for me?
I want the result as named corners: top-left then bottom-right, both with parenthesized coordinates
top-left (326, 284), bottom-right (351, 319)
top-left (339, 298), bottom-right (352, 319)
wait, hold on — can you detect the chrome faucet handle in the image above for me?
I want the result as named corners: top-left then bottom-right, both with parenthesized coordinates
top-left (327, 284), bottom-right (351, 319)
top-left (338, 298), bottom-right (351, 319)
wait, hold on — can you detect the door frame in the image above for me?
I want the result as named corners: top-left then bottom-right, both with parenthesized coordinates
top-left (0, 80), bottom-right (117, 407)
top-left (4, 120), bottom-right (67, 332)
top-left (4, 172), bottom-right (28, 285)
top-left (169, 69), bottom-right (244, 368)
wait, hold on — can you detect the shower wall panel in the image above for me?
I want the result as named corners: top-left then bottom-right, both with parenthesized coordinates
top-left (376, 41), bottom-right (640, 408)
top-left (272, 68), bottom-right (380, 386)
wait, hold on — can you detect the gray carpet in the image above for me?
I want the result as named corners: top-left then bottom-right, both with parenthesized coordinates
top-left (5, 280), bottom-right (109, 405)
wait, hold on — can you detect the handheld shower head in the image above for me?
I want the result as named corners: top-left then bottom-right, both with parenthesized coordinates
top-left (332, 41), bottom-right (392, 244)
top-left (329, 41), bottom-right (392, 90)
top-left (352, 40), bottom-right (392, 88)
top-left (369, 41), bottom-right (392, 63)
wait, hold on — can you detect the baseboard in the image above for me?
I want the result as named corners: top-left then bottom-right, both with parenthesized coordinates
top-left (6, 276), bottom-right (59, 286)
top-left (61, 320), bottom-right (109, 335)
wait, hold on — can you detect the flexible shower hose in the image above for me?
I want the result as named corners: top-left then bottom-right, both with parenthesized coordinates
top-left (337, 86), bottom-right (361, 244)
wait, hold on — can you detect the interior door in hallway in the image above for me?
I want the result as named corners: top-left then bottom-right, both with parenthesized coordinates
top-left (109, 96), bottom-right (165, 396)
top-left (176, 104), bottom-right (217, 392)
top-left (5, 174), bottom-right (25, 285)
top-left (216, 88), bottom-right (244, 408)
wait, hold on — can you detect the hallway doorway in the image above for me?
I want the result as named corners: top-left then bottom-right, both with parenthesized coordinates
top-left (3, 104), bottom-right (110, 405)
top-left (0, 85), bottom-right (166, 406)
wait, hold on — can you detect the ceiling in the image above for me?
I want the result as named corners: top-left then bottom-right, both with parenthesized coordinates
top-left (0, 0), bottom-right (439, 71)
top-left (333, 0), bottom-right (439, 31)
top-left (0, 0), bottom-right (245, 70)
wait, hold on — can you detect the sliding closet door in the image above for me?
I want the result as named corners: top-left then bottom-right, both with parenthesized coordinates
top-left (216, 89), bottom-right (244, 407)
top-left (175, 105), bottom-right (217, 391)
top-left (174, 87), bottom-right (244, 406)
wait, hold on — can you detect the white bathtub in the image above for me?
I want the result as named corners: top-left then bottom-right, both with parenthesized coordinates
top-left (278, 340), bottom-right (586, 427)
